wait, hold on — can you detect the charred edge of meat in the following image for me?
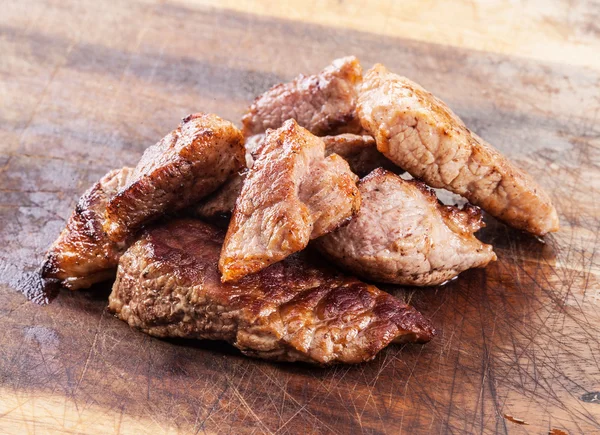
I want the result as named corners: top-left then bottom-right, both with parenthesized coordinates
top-left (105, 114), bottom-right (245, 243)
top-left (39, 257), bottom-right (62, 299)
top-left (182, 113), bottom-right (205, 123)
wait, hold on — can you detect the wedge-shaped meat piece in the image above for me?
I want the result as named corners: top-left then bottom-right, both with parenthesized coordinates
top-left (357, 64), bottom-right (559, 236)
top-left (219, 120), bottom-right (360, 282)
top-left (109, 219), bottom-right (435, 364)
top-left (41, 167), bottom-right (133, 290)
top-left (242, 56), bottom-right (363, 137)
top-left (104, 113), bottom-right (244, 243)
top-left (315, 169), bottom-right (497, 286)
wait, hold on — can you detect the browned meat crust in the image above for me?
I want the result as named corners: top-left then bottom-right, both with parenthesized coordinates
top-left (109, 219), bottom-right (435, 364)
top-left (242, 57), bottom-right (363, 137)
top-left (104, 113), bottom-right (245, 243)
top-left (195, 133), bottom-right (400, 222)
top-left (219, 120), bottom-right (360, 282)
top-left (315, 169), bottom-right (497, 286)
top-left (41, 167), bottom-right (133, 290)
top-left (357, 64), bottom-right (559, 236)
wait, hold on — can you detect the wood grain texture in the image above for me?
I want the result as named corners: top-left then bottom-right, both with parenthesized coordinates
top-left (196, 0), bottom-right (600, 70)
top-left (1, 0), bottom-right (599, 433)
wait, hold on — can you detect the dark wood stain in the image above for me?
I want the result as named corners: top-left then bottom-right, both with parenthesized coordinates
top-left (580, 392), bottom-right (600, 404)
top-left (1, 0), bottom-right (599, 433)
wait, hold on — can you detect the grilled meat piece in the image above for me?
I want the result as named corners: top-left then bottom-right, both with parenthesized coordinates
top-left (104, 113), bottom-right (244, 243)
top-left (198, 132), bottom-right (397, 222)
top-left (357, 64), bottom-right (559, 236)
top-left (315, 169), bottom-right (497, 286)
top-left (242, 56), bottom-right (363, 137)
top-left (109, 219), bottom-right (435, 364)
top-left (219, 120), bottom-right (361, 282)
top-left (41, 167), bottom-right (133, 290)
top-left (246, 133), bottom-right (399, 176)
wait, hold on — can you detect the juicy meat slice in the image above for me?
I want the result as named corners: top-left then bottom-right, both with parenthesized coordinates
top-left (109, 218), bottom-right (435, 364)
top-left (305, 153), bottom-right (360, 236)
top-left (315, 169), bottom-right (497, 286)
top-left (104, 113), bottom-right (245, 243)
top-left (242, 56), bottom-right (363, 137)
top-left (357, 64), bottom-right (559, 236)
top-left (219, 119), bottom-right (361, 283)
top-left (41, 167), bottom-right (133, 290)
top-left (194, 133), bottom-right (399, 223)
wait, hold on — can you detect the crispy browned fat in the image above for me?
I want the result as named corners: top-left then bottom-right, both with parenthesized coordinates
top-left (242, 56), bottom-right (363, 137)
top-left (219, 120), bottom-right (361, 282)
top-left (42, 167), bottom-right (133, 290)
top-left (104, 113), bottom-right (245, 243)
top-left (357, 64), bottom-right (559, 236)
top-left (316, 169), bottom-right (497, 286)
top-left (109, 219), bottom-right (435, 364)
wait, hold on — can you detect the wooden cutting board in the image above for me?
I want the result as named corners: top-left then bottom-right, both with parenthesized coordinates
top-left (1, 0), bottom-right (599, 433)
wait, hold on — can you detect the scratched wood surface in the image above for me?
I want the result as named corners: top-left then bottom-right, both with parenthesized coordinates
top-left (1, 0), bottom-right (599, 433)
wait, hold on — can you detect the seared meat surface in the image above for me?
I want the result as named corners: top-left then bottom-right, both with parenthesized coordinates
top-left (315, 169), bottom-right (496, 286)
top-left (219, 120), bottom-right (360, 282)
top-left (242, 57), bottom-right (363, 137)
top-left (104, 113), bottom-right (244, 243)
top-left (109, 219), bottom-right (435, 364)
top-left (357, 64), bottom-right (559, 236)
top-left (42, 167), bottom-right (133, 290)
top-left (322, 133), bottom-right (402, 176)
top-left (196, 132), bottom-right (399, 222)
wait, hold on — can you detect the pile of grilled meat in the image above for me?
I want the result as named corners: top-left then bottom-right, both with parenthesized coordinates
top-left (41, 57), bottom-right (559, 365)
